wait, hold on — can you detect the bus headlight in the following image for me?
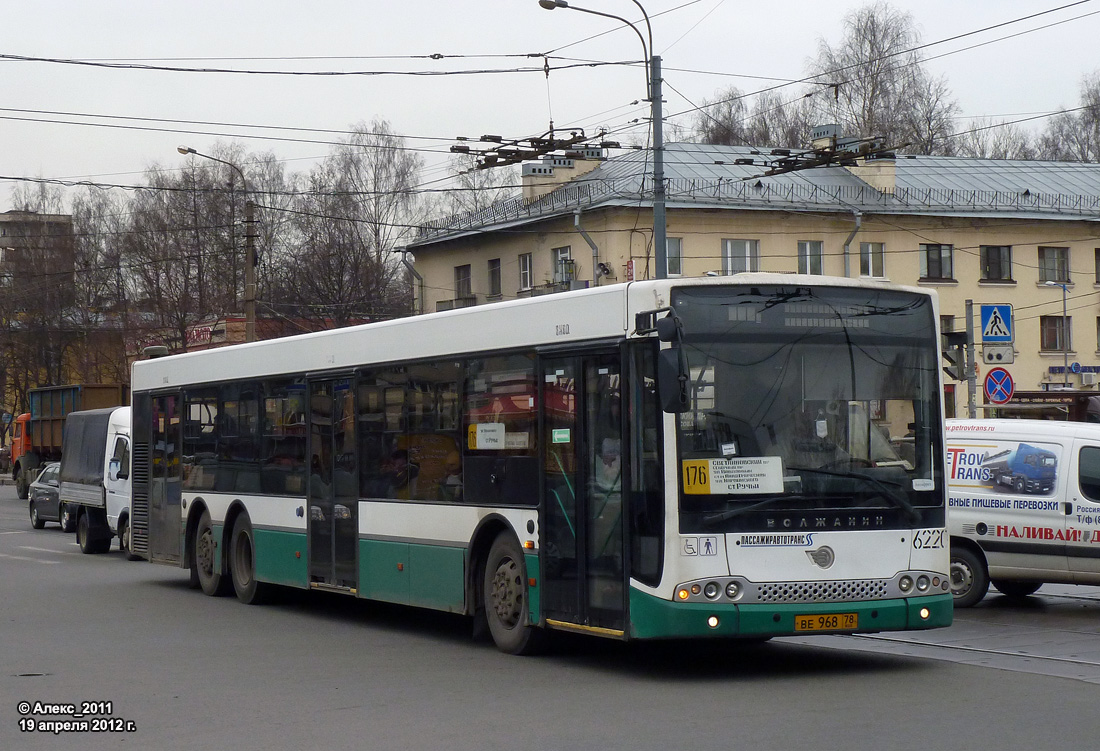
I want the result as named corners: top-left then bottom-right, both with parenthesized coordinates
top-left (703, 582), bottom-right (720, 600)
top-left (916, 575), bottom-right (930, 592)
top-left (899, 575), bottom-right (914, 593)
top-left (725, 581), bottom-right (741, 599)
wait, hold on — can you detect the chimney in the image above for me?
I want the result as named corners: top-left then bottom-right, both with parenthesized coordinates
top-left (845, 153), bottom-right (896, 195)
top-left (522, 149), bottom-right (606, 200)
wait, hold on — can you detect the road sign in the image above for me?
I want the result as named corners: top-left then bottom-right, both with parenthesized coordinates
top-left (980, 304), bottom-right (1013, 343)
top-left (984, 367), bottom-right (1015, 405)
top-left (982, 344), bottom-right (1014, 364)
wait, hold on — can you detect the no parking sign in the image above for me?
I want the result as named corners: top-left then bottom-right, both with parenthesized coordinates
top-left (984, 367), bottom-right (1014, 405)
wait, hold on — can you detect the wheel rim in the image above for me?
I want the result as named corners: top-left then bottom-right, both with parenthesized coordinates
top-left (949, 559), bottom-right (973, 597)
top-left (59, 506), bottom-right (67, 529)
top-left (197, 525), bottom-right (214, 577)
top-left (30, 507), bottom-right (38, 525)
top-left (490, 556), bottom-right (523, 629)
top-left (121, 522), bottom-right (130, 552)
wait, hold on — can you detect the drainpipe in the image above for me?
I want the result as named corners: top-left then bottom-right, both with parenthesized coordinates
top-left (397, 249), bottom-right (424, 314)
top-left (574, 209), bottom-right (601, 285)
top-left (843, 210), bottom-right (863, 278)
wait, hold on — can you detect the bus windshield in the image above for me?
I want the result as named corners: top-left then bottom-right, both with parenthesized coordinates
top-left (670, 284), bottom-right (944, 533)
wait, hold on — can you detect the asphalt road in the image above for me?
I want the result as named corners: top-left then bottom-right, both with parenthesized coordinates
top-left (2, 484), bottom-right (1098, 751)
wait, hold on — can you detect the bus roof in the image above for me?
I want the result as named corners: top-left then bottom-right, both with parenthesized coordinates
top-left (132, 274), bottom-right (937, 391)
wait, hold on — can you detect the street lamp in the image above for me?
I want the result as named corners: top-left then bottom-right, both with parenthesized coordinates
top-left (538, 0), bottom-right (667, 279)
top-left (1045, 280), bottom-right (1069, 388)
top-left (177, 146), bottom-right (258, 343)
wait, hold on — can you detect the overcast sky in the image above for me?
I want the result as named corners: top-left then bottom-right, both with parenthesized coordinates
top-left (1, 0), bottom-right (1097, 211)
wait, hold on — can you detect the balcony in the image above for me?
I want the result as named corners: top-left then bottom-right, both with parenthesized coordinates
top-left (436, 295), bottom-right (479, 312)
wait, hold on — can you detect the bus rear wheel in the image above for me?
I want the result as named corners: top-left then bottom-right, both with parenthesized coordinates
top-left (483, 533), bottom-right (544, 655)
top-left (230, 515), bottom-right (271, 605)
top-left (192, 510), bottom-right (230, 596)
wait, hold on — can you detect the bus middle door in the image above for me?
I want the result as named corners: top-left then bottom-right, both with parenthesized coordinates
top-left (541, 353), bottom-right (626, 635)
top-left (308, 379), bottom-right (359, 591)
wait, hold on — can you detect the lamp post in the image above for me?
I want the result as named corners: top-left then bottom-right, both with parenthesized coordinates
top-left (1045, 280), bottom-right (1069, 388)
top-left (538, 0), bottom-right (666, 279)
top-left (177, 146), bottom-right (257, 343)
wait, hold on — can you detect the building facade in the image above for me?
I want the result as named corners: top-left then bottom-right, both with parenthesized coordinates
top-left (409, 143), bottom-right (1100, 419)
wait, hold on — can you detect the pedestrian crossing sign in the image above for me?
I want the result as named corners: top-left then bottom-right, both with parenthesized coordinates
top-left (980, 304), bottom-right (1013, 343)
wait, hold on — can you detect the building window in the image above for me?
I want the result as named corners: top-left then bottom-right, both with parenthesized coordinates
top-left (860, 242), bottom-right (884, 278)
top-left (919, 244), bottom-right (954, 281)
top-left (487, 259), bottom-right (501, 298)
top-left (454, 265), bottom-right (471, 299)
top-left (666, 237), bottom-right (682, 276)
top-left (1039, 246), bottom-right (1069, 283)
top-left (519, 253), bottom-right (532, 290)
top-left (1094, 248), bottom-right (1100, 283)
top-left (1040, 315), bottom-right (1070, 352)
top-left (722, 239), bottom-right (759, 274)
top-left (980, 245), bottom-right (1012, 281)
top-left (552, 246), bottom-right (574, 282)
top-left (798, 241), bottom-right (824, 275)
top-left (1096, 316), bottom-right (1100, 351)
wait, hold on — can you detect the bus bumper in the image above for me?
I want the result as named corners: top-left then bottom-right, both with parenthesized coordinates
top-left (628, 588), bottom-right (953, 640)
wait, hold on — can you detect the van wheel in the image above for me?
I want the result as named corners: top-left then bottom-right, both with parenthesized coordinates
top-left (949, 546), bottom-right (989, 608)
top-left (192, 510), bottom-right (230, 596)
top-left (119, 517), bottom-right (140, 561)
top-left (483, 533), bottom-right (545, 655)
top-left (59, 505), bottom-right (75, 533)
top-left (992, 580), bottom-right (1042, 599)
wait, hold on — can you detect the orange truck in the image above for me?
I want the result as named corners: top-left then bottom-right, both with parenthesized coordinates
top-left (10, 384), bottom-right (126, 499)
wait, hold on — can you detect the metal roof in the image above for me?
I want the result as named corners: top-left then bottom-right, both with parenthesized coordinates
top-left (412, 143), bottom-right (1100, 248)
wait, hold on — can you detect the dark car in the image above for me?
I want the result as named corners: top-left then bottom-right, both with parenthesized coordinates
top-left (28, 462), bottom-right (74, 532)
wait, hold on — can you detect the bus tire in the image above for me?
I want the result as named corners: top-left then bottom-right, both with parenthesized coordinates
top-left (192, 510), bottom-right (230, 596)
top-left (949, 545), bottom-right (989, 608)
top-left (483, 533), bottom-right (545, 655)
top-left (229, 514), bottom-right (271, 605)
top-left (992, 579), bottom-right (1042, 599)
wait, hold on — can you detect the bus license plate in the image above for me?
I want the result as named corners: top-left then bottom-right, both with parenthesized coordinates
top-left (794, 613), bottom-right (858, 632)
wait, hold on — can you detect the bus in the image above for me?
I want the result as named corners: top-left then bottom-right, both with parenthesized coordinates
top-left (130, 274), bottom-right (952, 654)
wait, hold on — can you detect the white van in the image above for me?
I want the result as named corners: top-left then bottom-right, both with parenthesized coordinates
top-left (946, 418), bottom-right (1100, 606)
top-left (59, 406), bottom-right (134, 557)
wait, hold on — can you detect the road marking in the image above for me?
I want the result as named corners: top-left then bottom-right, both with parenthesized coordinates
top-left (0, 530), bottom-right (31, 535)
top-left (0, 552), bottom-right (60, 564)
top-left (19, 546), bottom-right (62, 554)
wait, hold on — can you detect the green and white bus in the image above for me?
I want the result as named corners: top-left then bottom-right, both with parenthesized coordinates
top-left (130, 274), bottom-right (952, 653)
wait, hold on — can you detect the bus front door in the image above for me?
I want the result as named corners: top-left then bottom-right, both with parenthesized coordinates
top-left (308, 379), bottom-right (359, 591)
top-left (541, 354), bottom-right (626, 634)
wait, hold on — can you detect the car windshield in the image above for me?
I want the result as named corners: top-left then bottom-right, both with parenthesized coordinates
top-left (670, 284), bottom-right (944, 533)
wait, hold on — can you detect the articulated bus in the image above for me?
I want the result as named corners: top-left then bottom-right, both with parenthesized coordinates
top-left (130, 274), bottom-right (952, 654)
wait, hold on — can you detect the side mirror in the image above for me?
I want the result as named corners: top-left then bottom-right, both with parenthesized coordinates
top-left (657, 348), bottom-right (690, 413)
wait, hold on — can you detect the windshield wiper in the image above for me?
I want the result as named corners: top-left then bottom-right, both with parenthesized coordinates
top-left (786, 466), bottom-right (921, 524)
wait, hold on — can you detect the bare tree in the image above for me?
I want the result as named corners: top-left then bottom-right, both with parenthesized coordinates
top-left (1036, 71), bottom-right (1100, 161)
top-left (444, 154), bottom-right (518, 217)
top-left (954, 118), bottom-right (1036, 160)
top-left (807, 1), bottom-right (958, 154)
top-left (272, 119), bottom-right (418, 328)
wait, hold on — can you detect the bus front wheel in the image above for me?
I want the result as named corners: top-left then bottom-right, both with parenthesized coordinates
top-left (192, 510), bottom-right (230, 596)
top-left (230, 515), bottom-right (271, 605)
top-left (483, 533), bottom-right (544, 655)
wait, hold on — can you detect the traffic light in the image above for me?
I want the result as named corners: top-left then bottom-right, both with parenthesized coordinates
top-left (942, 331), bottom-right (969, 382)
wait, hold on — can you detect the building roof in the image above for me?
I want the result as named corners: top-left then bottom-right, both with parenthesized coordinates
top-left (412, 143), bottom-right (1100, 248)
